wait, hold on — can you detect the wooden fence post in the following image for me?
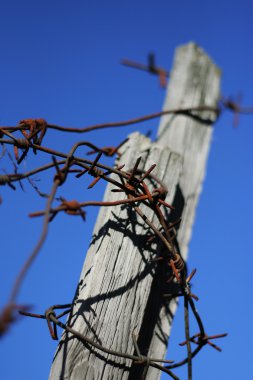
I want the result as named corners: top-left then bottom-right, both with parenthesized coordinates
top-left (49, 42), bottom-right (220, 380)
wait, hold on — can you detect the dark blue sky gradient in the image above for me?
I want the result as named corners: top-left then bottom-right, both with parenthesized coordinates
top-left (1, 1), bottom-right (253, 379)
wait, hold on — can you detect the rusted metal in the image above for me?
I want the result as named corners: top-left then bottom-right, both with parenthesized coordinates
top-left (20, 304), bottom-right (177, 379)
top-left (220, 95), bottom-right (253, 127)
top-left (0, 100), bottom-right (238, 375)
top-left (121, 53), bottom-right (169, 88)
top-left (179, 332), bottom-right (228, 352)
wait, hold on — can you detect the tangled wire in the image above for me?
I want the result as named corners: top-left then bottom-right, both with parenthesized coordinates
top-left (1, 99), bottom-right (250, 378)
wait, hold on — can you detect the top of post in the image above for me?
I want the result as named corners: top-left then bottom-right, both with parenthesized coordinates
top-left (157, 42), bottom-right (221, 149)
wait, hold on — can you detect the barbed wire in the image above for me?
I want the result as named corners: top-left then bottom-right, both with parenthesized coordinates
top-left (0, 97), bottom-right (251, 378)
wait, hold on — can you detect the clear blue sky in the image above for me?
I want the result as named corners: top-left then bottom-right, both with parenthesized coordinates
top-left (1, 1), bottom-right (253, 379)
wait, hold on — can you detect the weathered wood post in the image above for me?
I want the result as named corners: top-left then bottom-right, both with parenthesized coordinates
top-left (49, 43), bottom-right (220, 380)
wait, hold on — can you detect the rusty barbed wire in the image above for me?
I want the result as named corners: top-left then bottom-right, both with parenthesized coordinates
top-left (2, 97), bottom-right (250, 376)
top-left (19, 304), bottom-right (178, 379)
top-left (220, 94), bottom-right (253, 127)
top-left (1, 95), bottom-right (252, 138)
top-left (0, 105), bottom-right (219, 136)
top-left (121, 53), bottom-right (169, 88)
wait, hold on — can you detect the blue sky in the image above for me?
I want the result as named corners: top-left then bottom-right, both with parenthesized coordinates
top-left (0, 1), bottom-right (253, 379)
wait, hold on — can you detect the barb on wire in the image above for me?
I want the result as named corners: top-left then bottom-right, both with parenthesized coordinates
top-left (121, 53), bottom-right (169, 88)
top-left (179, 332), bottom-right (228, 352)
top-left (19, 118), bottom-right (47, 148)
top-left (220, 95), bottom-right (253, 127)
